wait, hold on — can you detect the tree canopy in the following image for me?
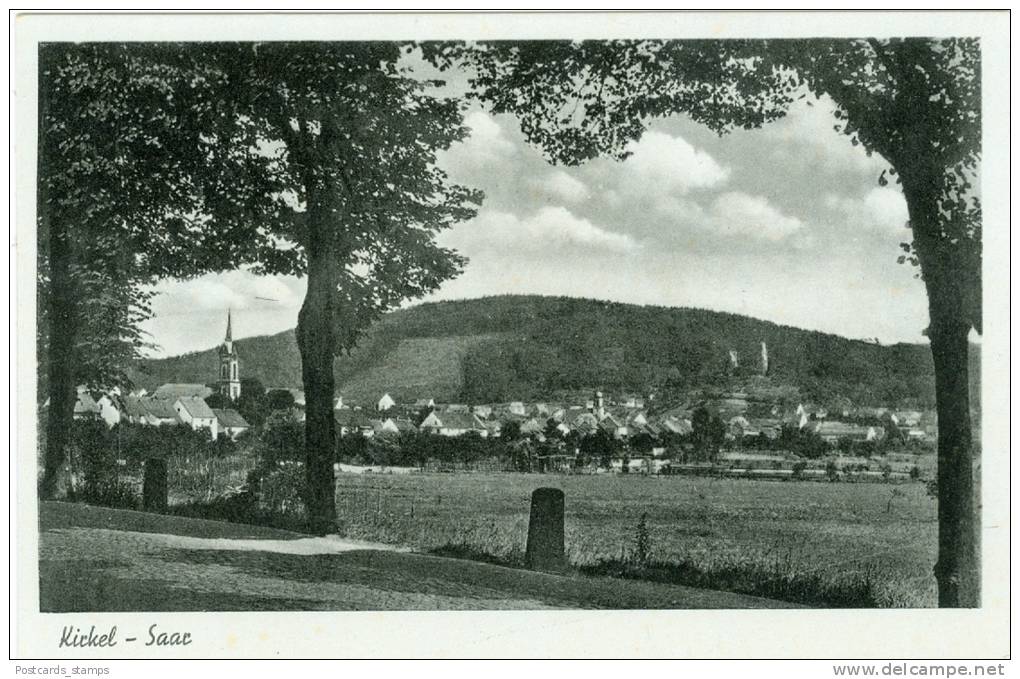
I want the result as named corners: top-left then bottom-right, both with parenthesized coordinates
top-left (427, 36), bottom-right (982, 607)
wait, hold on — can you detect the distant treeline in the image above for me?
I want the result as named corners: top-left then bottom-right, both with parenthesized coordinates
top-left (134, 295), bottom-right (981, 409)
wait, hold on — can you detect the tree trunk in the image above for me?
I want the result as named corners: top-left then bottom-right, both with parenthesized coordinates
top-left (39, 220), bottom-right (78, 500)
top-left (295, 197), bottom-right (339, 536)
top-left (903, 183), bottom-right (979, 608)
top-left (927, 311), bottom-right (977, 606)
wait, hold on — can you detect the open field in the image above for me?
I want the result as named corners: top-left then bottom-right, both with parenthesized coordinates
top-left (333, 472), bottom-right (938, 607)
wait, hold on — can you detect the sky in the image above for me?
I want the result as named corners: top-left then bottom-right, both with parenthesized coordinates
top-left (140, 64), bottom-right (928, 358)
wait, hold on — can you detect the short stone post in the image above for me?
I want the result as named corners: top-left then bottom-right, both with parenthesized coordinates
top-left (143, 458), bottom-right (168, 513)
top-left (525, 487), bottom-right (566, 572)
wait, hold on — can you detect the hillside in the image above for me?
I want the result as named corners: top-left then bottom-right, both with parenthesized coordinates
top-left (133, 294), bottom-right (976, 408)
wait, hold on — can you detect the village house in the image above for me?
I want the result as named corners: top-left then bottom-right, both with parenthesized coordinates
top-left (618, 395), bottom-right (645, 409)
top-left (95, 393), bottom-right (122, 427)
top-left (892, 410), bottom-right (924, 428)
top-left (213, 408), bottom-right (250, 440)
top-left (139, 397), bottom-right (181, 426)
top-left (471, 404), bottom-right (493, 418)
top-left (519, 417), bottom-right (545, 437)
top-left (418, 410), bottom-right (488, 437)
top-left (598, 413), bottom-right (628, 439)
top-left (507, 401), bottom-right (527, 416)
top-left (565, 411), bottom-right (599, 436)
top-left (335, 409), bottom-right (375, 438)
top-left (813, 421), bottom-right (881, 444)
top-left (72, 388), bottom-right (101, 422)
top-left (371, 418), bottom-right (401, 436)
top-left (120, 395), bottom-right (150, 425)
top-left (377, 393), bottom-right (396, 412)
top-left (627, 410), bottom-right (649, 427)
top-left (655, 415), bottom-right (692, 436)
top-left (370, 417), bottom-right (416, 437)
top-left (174, 396), bottom-right (219, 440)
top-left (414, 398), bottom-right (435, 410)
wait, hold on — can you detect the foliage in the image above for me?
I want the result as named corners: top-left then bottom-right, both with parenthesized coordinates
top-left (776, 424), bottom-right (831, 459)
top-left (257, 463), bottom-right (307, 520)
top-left (37, 42), bottom-right (281, 381)
top-left (501, 419), bottom-right (523, 442)
top-left (691, 406), bottom-right (725, 461)
top-left (579, 429), bottom-right (619, 469)
top-left (37, 43), bottom-right (285, 497)
top-left (65, 421), bottom-right (139, 509)
top-left (791, 461), bottom-right (808, 480)
top-left (255, 410), bottom-right (305, 468)
top-left (630, 432), bottom-right (656, 455)
top-left (339, 431), bottom-right (515, 468)
top-left (201, 42), bottom-right (486, 532)
top-left (265, 388), bottom-right (296, 412)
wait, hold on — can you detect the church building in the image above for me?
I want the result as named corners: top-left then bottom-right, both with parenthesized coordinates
top-left (218, 310), bottom-right (241, 401)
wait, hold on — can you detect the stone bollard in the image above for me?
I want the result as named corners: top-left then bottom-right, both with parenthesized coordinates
top-left (143, 458), bottom-right (168, 513)
top-left (525, 487), bottom-right (566, 572)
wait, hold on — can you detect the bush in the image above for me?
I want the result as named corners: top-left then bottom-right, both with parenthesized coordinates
top-left (64, 421), bottom-right (139, 509)
top-left (825, 459), bottom-right (840, 482)
top-left (791, 461), bottom-right (807, 480)
top-left (257, 462), bottom-right (306, 520)
top-left (68, 478), bottom-right (139, 510)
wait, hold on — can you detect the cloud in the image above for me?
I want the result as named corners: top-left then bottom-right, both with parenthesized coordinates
top-left (151, 270), bottom-right (301, 313)
top-left (708, 192), bottom-right (806, 241)
top-left (656, 191), bottom-right (805, 242)
top-left (442, 206), bottom-right (639, 255)
top-left (764, 95), bottom-right (890, 176)
top-left (535, 170), bottom-right (590, 203)
top-left (623, 131), bottom-right (730, 194)
top-left (825, 187), bottom-right (910, 235)
top-left (451, 111), bottom-right (517, 165)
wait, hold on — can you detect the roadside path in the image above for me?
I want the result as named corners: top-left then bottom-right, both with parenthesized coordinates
top-left (39, 502), bottom-right (798, 611)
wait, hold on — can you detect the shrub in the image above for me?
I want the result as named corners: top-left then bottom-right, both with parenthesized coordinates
top-left (68, 478), bottom-right (139, 510)
top-left (791, 461), bottom-right (807, 480)
top-left (909, 465), bottom-right (921, 480)
top-left (257, 462), bottom-right (306, 520)
top-left (825, 459), bottom-right (840, 482)
top-left (64, 421), bottom-right (139, 509)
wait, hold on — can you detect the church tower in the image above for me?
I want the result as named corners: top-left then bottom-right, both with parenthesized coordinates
top-left (217, 310), bottom-right (241, 401)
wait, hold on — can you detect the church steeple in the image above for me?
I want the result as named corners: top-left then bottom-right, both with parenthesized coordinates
top-left (217, 309), bottom-right (240, 400)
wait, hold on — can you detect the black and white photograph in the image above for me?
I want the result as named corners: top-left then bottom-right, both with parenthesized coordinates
top-left (12, 10), bottom-right (1011, 661)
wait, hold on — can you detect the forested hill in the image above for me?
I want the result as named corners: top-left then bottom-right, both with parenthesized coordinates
top-left (133, 295), bottom-right (974, 408)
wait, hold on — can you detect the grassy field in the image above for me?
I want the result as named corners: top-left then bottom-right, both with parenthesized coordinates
top-left (333, 472), bottom-right (938, 607)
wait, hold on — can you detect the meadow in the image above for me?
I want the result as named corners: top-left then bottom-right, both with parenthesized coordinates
top-left (332, 471), bottom-right (938, 607)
